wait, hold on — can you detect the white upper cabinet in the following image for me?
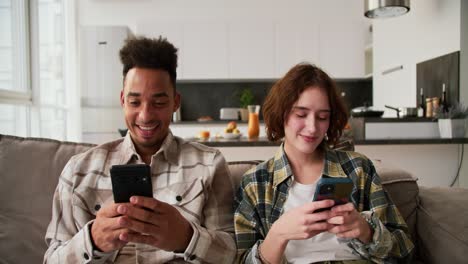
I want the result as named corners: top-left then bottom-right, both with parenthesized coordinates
top-left (228, 21), bottom-right (275, 79)
top-left (80, 26), bottom-right (129, 107)
top-left (319, 22), bottom-right (365, 79)
top-left (275, 22), bottom-right (320, 77)
top-left (182, 22), bottom-right (229, 79)
top-left (136, 19), bottom-right (367, 80)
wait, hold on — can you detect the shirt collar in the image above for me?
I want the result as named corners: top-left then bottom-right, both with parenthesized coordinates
top-left (322, 149), bottom-right (347, 178)
top-left (271, 144), bottom-right (294, 187)
top-left (120, 130), bottom-right (179, 166)
top-left (272, 145), bottom-right (347, 187)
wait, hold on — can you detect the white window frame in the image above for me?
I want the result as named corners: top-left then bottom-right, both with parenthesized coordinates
top-left (0, 0), bottom-right (32, 105)
top-left (0, 0), bottom-right (80, 141)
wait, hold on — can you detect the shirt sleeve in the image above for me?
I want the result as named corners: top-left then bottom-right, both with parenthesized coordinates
top-left (43, 158), bottom-right (116, 264)
top-left (179, 152), bottom-right (237, 263)
top-left (348, 160), bottom-right (415, 263)
top-left (233, 167), bottom-right (265, 264)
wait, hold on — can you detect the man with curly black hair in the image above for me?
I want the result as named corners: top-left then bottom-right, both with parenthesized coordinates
top-left (44, 37), bottom-right (236, 263)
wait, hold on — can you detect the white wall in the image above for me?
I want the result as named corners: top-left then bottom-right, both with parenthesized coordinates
top-left (373, 0), bottom-right (461, 115)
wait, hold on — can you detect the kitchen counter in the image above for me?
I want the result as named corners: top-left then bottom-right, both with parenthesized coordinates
top-left (354, 138), bottom-right (468, 145)
top-left (186, 136), bottom-right (468, 147)
top-left (186, 136), bottom-right (280, 147)
top-left (172, 120), bottom-right (262, 125)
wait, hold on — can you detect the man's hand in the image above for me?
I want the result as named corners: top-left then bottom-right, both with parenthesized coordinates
top-left (327, 202), bottom-right (373, 244)
top-left (117, 196), bottom-right (194, 252)
top-left (90, 203), bottom-right (134, 252)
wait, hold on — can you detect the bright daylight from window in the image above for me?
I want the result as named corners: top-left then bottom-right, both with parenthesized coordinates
top-left (0, 0), bottom-right (67, 140)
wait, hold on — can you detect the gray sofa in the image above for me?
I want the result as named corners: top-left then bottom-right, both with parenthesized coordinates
top-left (0, 134), bottom-right (467, 263)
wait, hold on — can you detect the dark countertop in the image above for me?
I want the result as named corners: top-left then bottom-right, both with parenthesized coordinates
top-left (354, 138), bottom-right (468, 145)
top-left (172, 120), bottom-right (261, 125)
top-left (186, 136), bottom-right (280, 147)
top-left (186, 137), bottom-right (468, 147)
top-left (351, 117), bottom-right (437, 123)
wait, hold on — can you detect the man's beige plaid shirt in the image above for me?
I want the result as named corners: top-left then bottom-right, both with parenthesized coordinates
top-left (44, 132), bottom-right (236, 263)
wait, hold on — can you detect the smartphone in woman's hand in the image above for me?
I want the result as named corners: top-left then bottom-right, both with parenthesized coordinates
top-left (313, 177), bottom-right (354, 212)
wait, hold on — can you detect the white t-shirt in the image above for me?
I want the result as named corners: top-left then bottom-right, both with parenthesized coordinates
top-left (283, 179), bottom-right (361, 264)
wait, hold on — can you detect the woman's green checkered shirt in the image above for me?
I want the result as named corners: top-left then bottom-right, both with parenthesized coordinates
top-left (234, 146), bottom-right (414, 264)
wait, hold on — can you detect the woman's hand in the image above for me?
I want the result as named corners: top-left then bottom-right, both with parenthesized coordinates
top-left (327, 202), bottom-right (373, 244)
top-left (269, 199), bottom-right (335, 242)
top-left (259, 199), bottom-right (334, 264)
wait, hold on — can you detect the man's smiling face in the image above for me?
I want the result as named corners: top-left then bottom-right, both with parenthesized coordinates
top-left (120, 67), bottom-right (180, 154)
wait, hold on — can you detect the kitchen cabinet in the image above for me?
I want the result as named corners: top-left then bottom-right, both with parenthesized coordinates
top-left (182, 22), bottom-right (229, 79)
top-left (228, 21), bottom-right (275, 79)
top-left (81, 26), bottom-right (130, 107)
top-left (275, 22), bottom-right (319, 76)
top-left (136, 19), bottom-right (367, 80)
top-left (318, 23), bottom-right (365, 79)
top-left (374, 63), bottom-right (415, 116)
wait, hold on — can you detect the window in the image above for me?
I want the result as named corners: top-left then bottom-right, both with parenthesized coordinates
top-left (0, 0), bottom-right (76, 140)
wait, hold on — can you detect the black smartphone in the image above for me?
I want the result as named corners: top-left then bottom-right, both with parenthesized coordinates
top-left (110, 164), bottom-right (153, 203)
top-left (313, 177), bottom-right (354, 212)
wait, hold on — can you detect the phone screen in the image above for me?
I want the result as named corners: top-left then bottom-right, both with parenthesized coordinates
top-left (110, 164), bottom-right (153, 203)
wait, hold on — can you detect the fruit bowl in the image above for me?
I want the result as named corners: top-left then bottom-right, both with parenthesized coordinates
top-left (223, 132), bottom-right (241, 139)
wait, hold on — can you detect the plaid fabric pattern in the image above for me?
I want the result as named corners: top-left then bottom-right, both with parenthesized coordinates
top-left (234, 146), bottom-right (414, 264)
top-left (44, 132), bottom-right (236, 264)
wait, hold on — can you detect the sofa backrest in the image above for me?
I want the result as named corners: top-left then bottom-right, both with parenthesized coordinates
top-left (0, 134), bottom-right (94, 264)
top-left (0, 134), bottom-right (419, 263)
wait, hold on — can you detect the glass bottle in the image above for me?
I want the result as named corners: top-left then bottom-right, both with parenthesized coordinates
top-left (418, 88), bottom-right (425, 117)
top-left (247, 105), bottom-right (260, 139)
top-left (441, 83), bottom-right (449, 114)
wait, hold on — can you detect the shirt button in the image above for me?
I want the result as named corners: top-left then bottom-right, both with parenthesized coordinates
top-left (189, 254), bottom-right (196, 260)
top-left (83, 253), bottom-right (89, 260)
top-left (176, 195), bottom-right (182, 202)
top-left (94, 204), bottom-right (101, 211)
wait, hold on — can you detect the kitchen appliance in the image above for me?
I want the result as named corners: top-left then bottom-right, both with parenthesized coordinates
top-left (220, 108), bottom-right (240, 120)
top-left (364, 0), bottom-right (410, 19)
top-left (351, 105), bottom-right (384, 118)
top-left (385, 105), bottom-right (418, 118)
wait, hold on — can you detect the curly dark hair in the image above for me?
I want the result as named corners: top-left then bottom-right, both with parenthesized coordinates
top-left (263, 63), bottom-right (348, 149)
top-left (119, 36), bottom-right (178, 88)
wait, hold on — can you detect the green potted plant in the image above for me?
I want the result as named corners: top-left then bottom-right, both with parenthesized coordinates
top-left (238, 88), bottom-right (254, 121)
top-left (435, 103), bottom-right (468, 138)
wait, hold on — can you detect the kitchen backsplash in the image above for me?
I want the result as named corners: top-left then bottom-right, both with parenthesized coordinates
top-left (177, 79), bottom-right (372, 121)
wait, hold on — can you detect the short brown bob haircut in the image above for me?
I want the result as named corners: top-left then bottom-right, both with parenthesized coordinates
top-left (262, 63), bottom-right (348, 148)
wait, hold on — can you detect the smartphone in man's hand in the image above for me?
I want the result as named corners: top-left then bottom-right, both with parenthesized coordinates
top-left (110, 164), bottom-right (153, 203)
top-left (313, 177), bottom-right (354, 212)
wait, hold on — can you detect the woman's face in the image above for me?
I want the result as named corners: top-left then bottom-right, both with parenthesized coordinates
top-left (284, 86), bottom-right (331, 157)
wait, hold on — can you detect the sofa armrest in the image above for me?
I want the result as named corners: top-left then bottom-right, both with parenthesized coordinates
top-left (416, 187), bottom-right (468, 264)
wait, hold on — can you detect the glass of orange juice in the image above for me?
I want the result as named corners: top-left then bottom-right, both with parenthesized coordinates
top-left (247, 105), bottom-right (260, 139)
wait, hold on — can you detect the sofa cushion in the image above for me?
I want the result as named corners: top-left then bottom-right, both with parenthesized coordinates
top-left (417, 186), bottom-right (468, 264)
top-left (0, 134), bottom-right (94, 264)
top-left (228, 160), bottom-right (261, 192)
top-left (372, 159), bottom-right (419, 243)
